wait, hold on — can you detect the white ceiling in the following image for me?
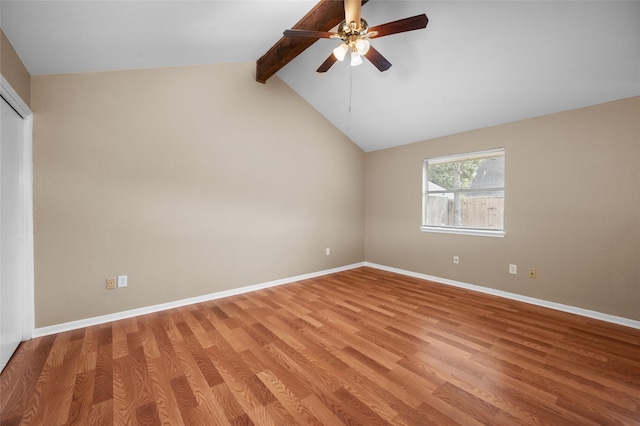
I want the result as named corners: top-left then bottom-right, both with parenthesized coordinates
top-left (2, 1), bottom-right (639, 152)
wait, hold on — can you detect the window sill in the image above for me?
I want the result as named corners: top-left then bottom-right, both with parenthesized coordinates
top-left (419, 226), bottom-right (505, 238)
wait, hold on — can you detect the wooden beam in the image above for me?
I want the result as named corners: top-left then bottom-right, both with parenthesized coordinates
top-left (256, 0), bottom-right (369, 83)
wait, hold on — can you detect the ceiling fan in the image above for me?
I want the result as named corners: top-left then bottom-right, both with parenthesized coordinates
top-left (282, 0), bottom-right (428, 73)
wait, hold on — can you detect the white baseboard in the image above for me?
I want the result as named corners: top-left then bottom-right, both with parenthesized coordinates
top-left (33, 260), bottom-right (639, 337)
top-left (365, 262), bottom-right (640, 330)
top-left (33, 262), bottom-right (365, 338)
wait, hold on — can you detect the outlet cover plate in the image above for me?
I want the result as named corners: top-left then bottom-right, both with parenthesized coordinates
top-left (117, 275), bottom-right (128, 288)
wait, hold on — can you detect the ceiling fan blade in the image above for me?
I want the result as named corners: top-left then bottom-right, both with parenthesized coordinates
top-left (257, 0), bottom-right (370, 82)
top-left (364, 46), bottom-right (392, 72)
top-left (283, 29), bottom-right (337, 39)
top-left (316, 53), bottom-right (339, 73)
top-left (368, 14), bottom-right (428, 38)
top-left (344, 0), bottom-right (362, 28)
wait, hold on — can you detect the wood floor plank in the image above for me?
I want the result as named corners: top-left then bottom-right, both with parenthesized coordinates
top-left (245, 405), bottom-right (277, 426)
top-left (170, 344), bottom-right (231, 425)
top-left (209, 382), bottom-right (248, 423)
top-left (0, 346), bottom-right (31, 413)
top-left (0, 335), bottom-right (56, 423)
top-left (112, 355), bottom-right (138, 425)
top-left (201, 346), bottom-right (263, 416)
top-left (86, 399), bottom-right (113, 426)
top-left (240, 349), bottom-right (313, 402)
top-left (256, 369), bottom-right (323, 425)
top-left (264, 340), bottom-right (342, 396)
top-left (65, 369), bottom-right (95, 426)
top-left (134, 401), bottom-right (162, 426)
top-left (44, 352), bottom-right (81, 425)
top-left (144, 355), bottom-right (184, 426)
top-left (299, 393), bottom-right (346, 425)
top-left (92, 328), bottom-right (113, 408)
top-left (2, 267), bottom-right (640, 425)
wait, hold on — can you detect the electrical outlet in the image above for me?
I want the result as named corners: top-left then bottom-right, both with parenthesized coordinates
top-left (509, 264), bottom-right (517, 274)
top-left (453, 256), bottom-right (459, 264)
top-left (106, 278), bottom-right (116, 289)
top-left (117, 275), bottom-right (128, 288)
top-left (528, 268), bottom-right (537, 279)
top-left (325, 248), bottom-right (330, 256)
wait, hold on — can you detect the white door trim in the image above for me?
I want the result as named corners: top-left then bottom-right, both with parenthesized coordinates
top-left (0, 75), bottom-right (34, 340)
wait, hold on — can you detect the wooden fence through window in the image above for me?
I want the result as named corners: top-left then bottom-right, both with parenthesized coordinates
top-left (427, 197), bottom-right (504, 229)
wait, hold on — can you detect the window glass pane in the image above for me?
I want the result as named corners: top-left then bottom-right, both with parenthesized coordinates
top-left (428, 160), bottom-right (484, 190)
top-left (426, 191), bottom-right (504, 229)
top-left (469, 157), bottom-right (504, 189)
top-left (423, 149), bottom-right (504, 233)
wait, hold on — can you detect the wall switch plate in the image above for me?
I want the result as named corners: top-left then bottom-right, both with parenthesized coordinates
top-left (117, 275), bottom-right (128, 288)
top-left (106, 278), bottom-right (116, 289)
top-left (509, 264), bottom-right (517, 274)
top-left (326, 248), bottom-right (330, 256)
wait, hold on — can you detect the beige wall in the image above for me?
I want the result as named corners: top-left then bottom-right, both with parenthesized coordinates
top-left (31, 63), bottom-right (365, 327)
top-left (0, 30), bottom-right (31, 106)
top-left (365, 96), bottom-right (640, 321)
top-left (29, 59), bottom-right (640, 327)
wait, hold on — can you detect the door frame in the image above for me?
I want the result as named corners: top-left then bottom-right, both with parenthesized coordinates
top-left (1, 75), bottom-right (34, 341)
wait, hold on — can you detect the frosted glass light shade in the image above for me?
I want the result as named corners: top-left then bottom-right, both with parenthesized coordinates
top-left (350, 51), bottom-right (363, 66)
top-left (355, 39), bottom-right (370, 55)
top-left (333, 43), bottom-right (349, 61)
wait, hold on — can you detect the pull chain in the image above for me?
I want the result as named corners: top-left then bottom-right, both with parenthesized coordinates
top-left (347, 65), bottom-right (353, 132)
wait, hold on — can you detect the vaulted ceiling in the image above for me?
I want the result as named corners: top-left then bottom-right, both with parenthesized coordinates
top-left (2, 1), bottom-right (639, 152)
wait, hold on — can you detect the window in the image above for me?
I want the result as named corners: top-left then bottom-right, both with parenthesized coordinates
top-left (421, 148), bottom-right (505, 237)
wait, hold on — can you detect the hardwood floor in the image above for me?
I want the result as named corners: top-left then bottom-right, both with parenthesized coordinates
top-left (1, 267), bottom-right (639, 425)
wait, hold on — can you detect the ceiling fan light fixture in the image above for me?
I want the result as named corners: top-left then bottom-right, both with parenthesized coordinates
top-left (278, 0), bottom-right (428, 76)
top-left (355, 38), bottom-right (370, 55)
top-left (333, 43), bottom-right (349, 61)
top-left (350, 51), bottom-right (363, 66)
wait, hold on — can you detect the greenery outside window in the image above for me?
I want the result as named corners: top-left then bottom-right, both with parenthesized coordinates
top-left (421, 148), bottom-right (505, 237)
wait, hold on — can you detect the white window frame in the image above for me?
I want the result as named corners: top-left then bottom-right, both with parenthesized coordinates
top-left (421, 148), bottom-right (505, 237)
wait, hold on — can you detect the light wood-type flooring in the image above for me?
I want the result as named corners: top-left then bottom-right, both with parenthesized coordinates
top-left (1, 267), bottom-right (639, 425)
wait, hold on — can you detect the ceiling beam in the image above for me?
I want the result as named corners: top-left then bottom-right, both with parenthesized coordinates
top-left (256, 0), bottom-right (369, 83)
